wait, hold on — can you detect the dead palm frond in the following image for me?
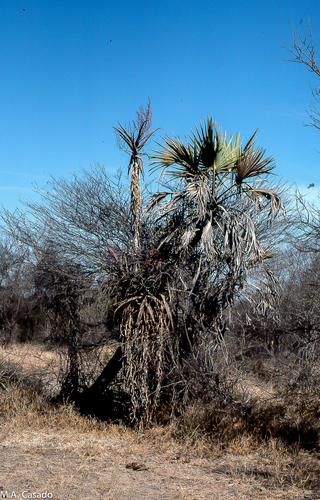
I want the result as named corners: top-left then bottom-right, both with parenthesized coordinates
top-left (235, 147), bottom-right (275, 185)
top-left (246, 188), bottom-right (285, 219)
top-left (115, 287), bottom-right (173, 424)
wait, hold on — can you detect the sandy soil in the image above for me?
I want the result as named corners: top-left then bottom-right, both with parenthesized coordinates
top-left (1, 344), bottom-right (320, 500)
top-left (0, 424), bottom-right (319, 500)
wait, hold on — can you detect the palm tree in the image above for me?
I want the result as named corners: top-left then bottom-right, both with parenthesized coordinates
top-left (109, 116), bottom-right (284, 424)
top-left (113, 100), bottom-right (172, 423)
top-left (149, 118), bottom-right (282, 261)
top-left (113, 98), bottom-right (158, 252)
top-left (147, 117), bottom-right (284, 338)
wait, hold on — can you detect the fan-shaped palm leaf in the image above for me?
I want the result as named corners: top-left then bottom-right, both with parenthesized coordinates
top-left (150, 134), bottom-right (202, 179)
top-left (236, 147), bottom-right (275, 185)
top-left (151, 118), bottom-right (242, 183)
top-left (147, 118), bottom-right (284, 273)
top-left (191, 118), bottom-right (242, 174)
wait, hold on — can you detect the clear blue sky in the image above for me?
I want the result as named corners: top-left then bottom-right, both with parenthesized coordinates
top-left (1, 0), bottom-right (320, 212)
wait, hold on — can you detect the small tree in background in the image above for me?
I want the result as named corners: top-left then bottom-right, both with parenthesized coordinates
top-left (1, 165), bottom-right (132, 406)
top-left (284, 19), bottom-right (320, 132)
top-left (0, 239), bottom-right (33, 344)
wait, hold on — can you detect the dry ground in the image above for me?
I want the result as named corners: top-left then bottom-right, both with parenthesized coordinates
top-left (1, 343), bottom-right (320, 500)
top-left (1, 419), bottom-right (319, 500)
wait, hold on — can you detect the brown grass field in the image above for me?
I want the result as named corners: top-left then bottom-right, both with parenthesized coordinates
top-left (1, 343), bottom-right (320, 500)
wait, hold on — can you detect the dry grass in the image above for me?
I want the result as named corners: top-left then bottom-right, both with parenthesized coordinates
top-left (0, 341), bottom-right (115, 397)
top-left (1, 343), bottom-right (320, 499)
top-left (0, 342), bottom-right (64, 397)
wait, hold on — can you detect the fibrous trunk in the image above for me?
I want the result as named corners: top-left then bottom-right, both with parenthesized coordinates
top-left (130, 159), bottom-right (141, 251)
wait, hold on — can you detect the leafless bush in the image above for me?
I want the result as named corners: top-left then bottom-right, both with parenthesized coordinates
top-left (283, 18), bottom-right (320, 131)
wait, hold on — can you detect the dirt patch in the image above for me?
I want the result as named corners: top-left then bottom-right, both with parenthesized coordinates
top-left (0, 423), bottom-right (318, 500)
top-left (1, 343), bottom-right (320, 499)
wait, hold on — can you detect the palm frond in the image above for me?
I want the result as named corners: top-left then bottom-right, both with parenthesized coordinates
top-left (191, 118), bottom-right (241, 174)
top-left (236, 147), bottom-right (275, 185)
top-left (241, 128), bottom-right (259, 154)
top-left (114, 121), bottom-right (159, 157)
top-left (137, 297), bottom-right (155, 324)
top-left (191, 118), bottom-right (220, 171)
top-left (113, 122), bottom-right (135, 152)
top-left (156, 226), bottom-right (181, 249)
top-left (185, 180), bottom-right (210, 219)
top-left (137, 128), bottom-right (159, 150)
top-left (145, 191), bottom-right (172, 215)
top-left (200, 219), bottom-right (214, 254)
top-left (114, 296), bottom-right (143, 316)
top-left (246, 188), bottom-right (285, 219)
top-left (151, 192), bottom-right (185, 222)
top-left (181, 224), bottom-right (199, 248)
top-left (223, 129), bottom-right (242, 158)
top-left (150, 134), bottom-right (201, 178)
top-left (158, 294), bottom-right (173, 327)
top-left (150, 118), bottom-right (243, 182)
top-left (210, 125), bottom-right (241, 175)
top-left (220, 207), bottom-right (262, 269)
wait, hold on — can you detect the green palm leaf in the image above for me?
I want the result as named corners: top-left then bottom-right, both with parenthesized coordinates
top-left (150, 134), bottom-right (202, 179)
top-left (150, 118), bottom-right (243, 183)
top-left (192, 118), bottom-right (241, 174)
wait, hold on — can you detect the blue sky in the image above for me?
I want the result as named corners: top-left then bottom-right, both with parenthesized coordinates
top-left (1, 0), bottom-right (320, 212)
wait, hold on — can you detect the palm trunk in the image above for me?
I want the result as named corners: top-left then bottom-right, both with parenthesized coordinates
top-left (131, 158), bottom-right (141, 252)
